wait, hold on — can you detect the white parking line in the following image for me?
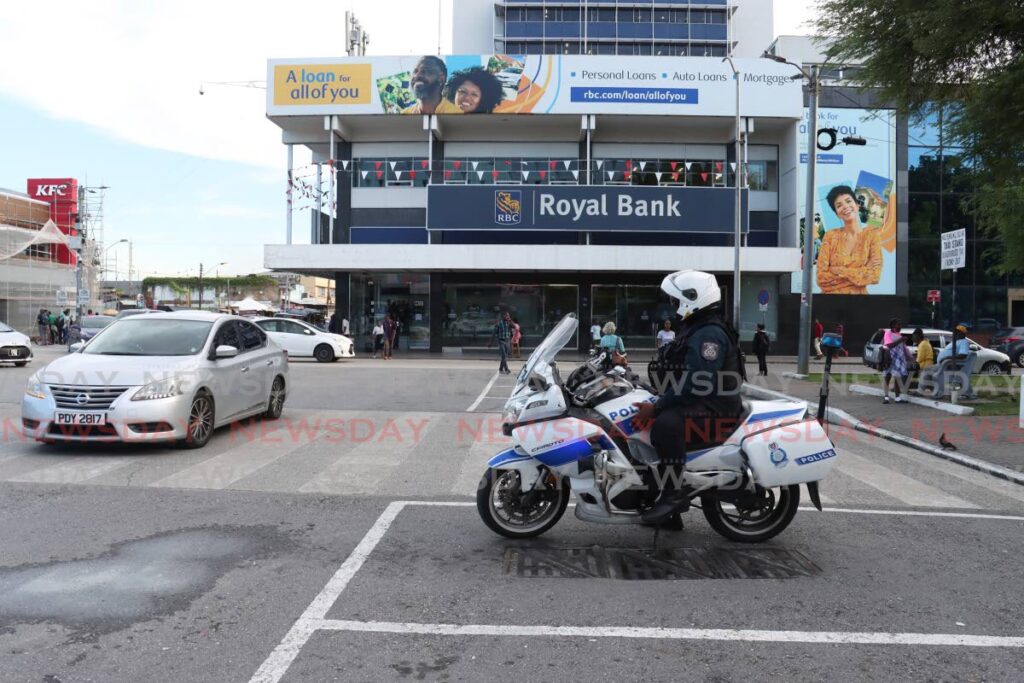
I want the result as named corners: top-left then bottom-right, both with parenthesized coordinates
top-left (466, 372), bottom-right (500, 412)
top-left (248, 500), bottom-right (1024, 682)
top-left (313, 618), bottom-right (1024, 648)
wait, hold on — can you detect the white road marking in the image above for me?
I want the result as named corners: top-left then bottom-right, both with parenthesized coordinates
top-left (313, 618), bottom-right (1024, 648)
top-left (834, 449), bottom-right (978, 509)
top-left (248, 501), bottom-right (406, 683)
top-left (7, 456), bottom-right (135, 484)
top-left (450, 440), bottom-right (505, 497)
top-left (466, 372), bottom-right (500, 412)
top-left (808, 507), bottom-right (1024, 522)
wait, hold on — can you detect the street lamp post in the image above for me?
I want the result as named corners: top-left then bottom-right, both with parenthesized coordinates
top-left (197, 262), bottom-right (227, 311)
top-left (764, 54), bottom-right (819, 376)
top-left (722, 57), bottom-right (743, 329)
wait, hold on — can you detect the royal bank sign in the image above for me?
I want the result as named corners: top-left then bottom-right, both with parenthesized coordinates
top-left (427, 185), bottom-right (747, 232)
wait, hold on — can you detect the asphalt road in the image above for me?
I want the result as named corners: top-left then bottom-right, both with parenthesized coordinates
top-left (1, 347), bottom-right (1024, 682)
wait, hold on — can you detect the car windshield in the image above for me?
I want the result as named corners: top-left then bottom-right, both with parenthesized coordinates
top-left (83, 319), bottom-right (213, 356)
top-left (0, 322), bottom-right (13, 333)
top-left (82, 316), bottom-right (114, 329)
top-left (515, 313), bottom-right (578, 390)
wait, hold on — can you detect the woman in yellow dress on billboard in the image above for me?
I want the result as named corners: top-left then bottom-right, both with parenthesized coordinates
top-left (815, 185), bottom-right (884, 294)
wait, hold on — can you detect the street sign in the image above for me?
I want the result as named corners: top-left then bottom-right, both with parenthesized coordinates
top-left (926, 290), bottom-right (941, 303)
top-left (757, 289), bottom-right (770, 306)
top-left (941, 229), bottom-right (966, 270)
top-left (55, 289), bottom-right (68, 306)
top-left (77, 289), bottom-right (90, 305)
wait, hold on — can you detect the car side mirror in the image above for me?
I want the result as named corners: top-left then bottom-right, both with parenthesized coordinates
top-left (214, 344), bottom-right (239, 359)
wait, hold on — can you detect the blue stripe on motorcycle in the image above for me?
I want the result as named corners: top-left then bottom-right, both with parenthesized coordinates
top-left (487, 448), bottom-right (533, 468)
top-left (534, 440), bottom-right (595, 468)
top-left (746, 408), bottom-right (805, 424)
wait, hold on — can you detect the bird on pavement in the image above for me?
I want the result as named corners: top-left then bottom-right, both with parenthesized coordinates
top-left (939, 433), bottom-right (958, 451)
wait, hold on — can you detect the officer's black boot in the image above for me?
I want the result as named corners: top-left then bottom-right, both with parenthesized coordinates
top-left (642, 464), bottom-right (692, 525)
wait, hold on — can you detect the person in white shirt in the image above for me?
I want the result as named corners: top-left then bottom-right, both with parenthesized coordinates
top-left (656, 319), bottom-right (676, 349)
top-left (341, 317), bottom-right (350, 335)
top-left (590, 321), bottom-right (602, 349)
top-left (371, 322), bottom-right (384, 358)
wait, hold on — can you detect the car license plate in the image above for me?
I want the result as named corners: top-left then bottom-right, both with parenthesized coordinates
top-left (8, 349), bottom-right (17, 356)
top-left (54, 412), bottom-right (106, 426)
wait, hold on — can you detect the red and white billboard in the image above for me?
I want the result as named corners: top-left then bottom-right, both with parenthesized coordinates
top-left (27, 178), bottom-right (78, 265)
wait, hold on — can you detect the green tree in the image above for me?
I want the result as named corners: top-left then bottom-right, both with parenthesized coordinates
top-left (816, 0), bottom-right (1024, 273)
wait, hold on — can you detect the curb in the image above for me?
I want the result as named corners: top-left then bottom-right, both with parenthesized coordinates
top-left (742, 383), bottom-right (1024, 487)
top-left (848, 384), bottom-right (975, 416)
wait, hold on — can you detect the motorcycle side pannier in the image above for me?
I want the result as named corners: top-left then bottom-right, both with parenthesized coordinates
top-left (740, 418), bottom-right (837, 488)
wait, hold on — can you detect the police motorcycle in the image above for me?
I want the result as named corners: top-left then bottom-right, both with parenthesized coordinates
top-left (476, 313), bottom-right (838, 542)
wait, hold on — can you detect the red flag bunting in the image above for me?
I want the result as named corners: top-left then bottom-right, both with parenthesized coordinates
top-left (376, 170), bottom-right (383, 179)
top-left (548, 160), bottom-right (557, 170)
top-left (491, 170), bottom-right (500, 180)
top-left (420, 160), bottom-right (428, 169)
top-left (539, 170), bottom-right (547, 180)
top-left (670, 161), bottom-right (678, 171)
top-left (374, 161), bottom-right (382, 170)
top-left (453, 160), bottom-right (462, 170)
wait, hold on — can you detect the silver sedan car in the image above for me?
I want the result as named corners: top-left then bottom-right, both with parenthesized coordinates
top-left (21, 312), bottom-right (288, 448)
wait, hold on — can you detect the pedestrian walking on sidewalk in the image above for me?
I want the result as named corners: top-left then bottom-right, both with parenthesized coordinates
top-left (656, 319), bottom-right (675, 350)
top-left (510, 318), bottom-right (522, 359)
top-left (372, 321), bottom-right (384, 358)
top-left (882, 318), bottom-right (911, 404)
top-left (490, 311), bottom-right (513, 374)
top-left (599, 322), bottom-right (625, 355)
top-left (813, 318), bottom-right (824, 360)
top-left (36, 309), bottom-right (48, 345)
top-left (382, 313), bottom-right (397, 360)
top-left (752, 323), bottom-right (770, 376)
top-left (590, 320), bottom-right (602, 350)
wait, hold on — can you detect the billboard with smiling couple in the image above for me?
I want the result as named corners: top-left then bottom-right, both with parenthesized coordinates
top-left (267, 55), bottom-right (803, 118)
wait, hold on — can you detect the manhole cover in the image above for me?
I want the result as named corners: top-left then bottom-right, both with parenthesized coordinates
top-left (504, 545), bottom-right (821, 580)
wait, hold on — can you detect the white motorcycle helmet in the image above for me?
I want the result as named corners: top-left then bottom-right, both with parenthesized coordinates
top-left (660, 269), bottom-right (721, 320)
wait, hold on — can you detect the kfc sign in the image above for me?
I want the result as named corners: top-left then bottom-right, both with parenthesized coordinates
top-left (33, 184), bottom-right (70, 198)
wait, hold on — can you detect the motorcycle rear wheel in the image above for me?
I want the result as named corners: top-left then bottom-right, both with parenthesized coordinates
top-left (701, 484), bottom-right (800, 543)
top-left (477, 467), bottom-right (569, 539)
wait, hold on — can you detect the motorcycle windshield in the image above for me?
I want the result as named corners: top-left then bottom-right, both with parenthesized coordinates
top-left (515, 313), bottom-right (578, 390)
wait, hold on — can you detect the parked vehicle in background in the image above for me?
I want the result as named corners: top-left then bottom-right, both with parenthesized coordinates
top-left (22, 312), bottom-right (288, 448)
top-left (116, 308), bottom-right (164, 319)
top-left (254, 317), bottom-right (354, 362)
top-left (992, 328), bottom-right (1024, 368)
top-left (71, 315), bottom-right (115, 343)
top-left (863, 327), bottom-right (1012, 375)
top-left (0, 321), bottom-right (32, 367)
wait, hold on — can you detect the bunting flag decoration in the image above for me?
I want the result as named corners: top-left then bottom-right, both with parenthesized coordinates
top-left (389, 161), bottom-right (397, 171)
top-left (504, 159), bottom-right (511, 166)
top-left (607, 170), bottom-right (615, 181)
top-left (715, 162), bottom-right (723, 172)
top-left (444, 170), bottom-right (452, 179)
top-left (361, 170), bottom-right (368, 180)
top-left (374, 161), bottom-right (382, 170)
top-left (685, 162), bottom-right (693, 170)
top-left (700, 172), bottom-right (708, 182)
top-left (670, 161), bottom-right (678, 171)
top-left (341, 160), bottom-right (350, 170)
top-left (596, 160), bottom-right (604, 169)
top-left (453, 160), bottom-right (462, 170)
top-left (624, 173), bottom-right (631, 182)
top-left (420, 159), bottom-right (429, 169)
top-left (491, 170), bottom-right (500, 180)
top-left (376, 170), bottom-right (384, 180)
top-left (714, 173), bottom-right (723, 182)
top-left (522, 171), bottom-right (529, 180)
top-left (548, 160), bottom-right (557, 170)
top-left (395, 171), bottom-right (403, 180)
top-left (471, 161), bottom-right (479, 170)
top-left (672, 171), bottom-right (680, 182)
top-left (476, 170), bottom-right (485, 180)
top-left (539, 170), bottom-right (547, 180)
top-left (656, 172), bottom-right (664, 182)
top-left (571, 170), bottom-right (578, 180)
top-left (409, 170), bottom-right (417, 180)
top-left (730, 162), bottom-right (737, 171)
top-left (639, 161), bottom-right (647, 171)
top-left (562, 160), bottom-right (571, 170)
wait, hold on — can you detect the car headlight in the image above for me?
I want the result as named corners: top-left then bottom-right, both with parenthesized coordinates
top-left (131, 377), bottom-right (184, 401)
top-left (501, 395), bottom-right (529, 425)
top-left (25, 373), bottom-right (48, 400)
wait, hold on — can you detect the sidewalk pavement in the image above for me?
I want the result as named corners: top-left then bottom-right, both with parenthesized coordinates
top-left (747, 366), bottom-right (1024, 474)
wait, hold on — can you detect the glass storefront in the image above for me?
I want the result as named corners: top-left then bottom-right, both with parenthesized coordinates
top-left (442, 283), bottom-right (577, 349)
top-left (350, 273), bottom-right (430, 352)
top-left (590, 285), bottom-right (676, 353)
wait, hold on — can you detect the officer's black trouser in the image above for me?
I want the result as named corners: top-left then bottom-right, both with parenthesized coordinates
top-left (650, 408), bottom-right (739, 491)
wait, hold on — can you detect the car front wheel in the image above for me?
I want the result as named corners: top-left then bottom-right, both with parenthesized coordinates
top-left (265, 375), bottom-right (286, 419)
top-left (980, 361), bottom-right (1006, 376)
top-left (314, 344), bottom-right (335, 363)
top-left (179, 392), bottom-right (215, 449)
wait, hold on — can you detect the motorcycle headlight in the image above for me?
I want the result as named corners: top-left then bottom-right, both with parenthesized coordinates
top-left (25, 373), bottom-right (48, 400)
top-left (501, 395), bottom-right (530, 426)
top-left (131, 377), bottom-right (184, 401)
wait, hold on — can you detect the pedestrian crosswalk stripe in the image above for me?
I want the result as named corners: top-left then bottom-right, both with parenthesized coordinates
top-left (833, 448), bottom-right (979, 509)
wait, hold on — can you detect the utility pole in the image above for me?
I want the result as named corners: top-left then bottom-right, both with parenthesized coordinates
top-left (797, 65), bottom-right (820, 376)
top-left (723, 57), bottom-right (743, 329)
top-left (197, 263), bottom-right (204, 310)
top-left (71, 185), bottom-right (84, 351)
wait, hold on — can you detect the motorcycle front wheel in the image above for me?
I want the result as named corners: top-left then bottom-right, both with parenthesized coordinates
top-left (701, 484), bottom-right (800, 543)
top-left (477, 467), bottom-right (569, 539)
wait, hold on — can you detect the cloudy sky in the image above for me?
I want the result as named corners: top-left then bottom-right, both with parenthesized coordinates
top-left (0, 1), bottom-right (817, 279)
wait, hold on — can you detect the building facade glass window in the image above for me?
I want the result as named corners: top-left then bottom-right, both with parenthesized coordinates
top-left (441, 283), bottom-right (578, 349)
top-left (351, 273), bottom-right (430, 351)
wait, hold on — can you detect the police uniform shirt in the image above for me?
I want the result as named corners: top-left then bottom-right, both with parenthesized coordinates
top-left (655, 323), bottom-right (731, 415)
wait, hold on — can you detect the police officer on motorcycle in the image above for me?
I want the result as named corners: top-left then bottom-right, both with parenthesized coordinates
top-left (632, 270), bottom-right (745, 525)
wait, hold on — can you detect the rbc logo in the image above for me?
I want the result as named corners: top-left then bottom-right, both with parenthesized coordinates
top-left (495, 190), bottom-right (522, 225)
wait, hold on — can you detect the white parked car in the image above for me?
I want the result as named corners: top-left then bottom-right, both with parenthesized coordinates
top-left (253, 317), bottom-right (354, 362)
top-left (21, 312), bottom-right (288, 448)
top-left (0, 321), bottom-right (32, 367)
top-left (863, 327), bottom-right (1012, 375)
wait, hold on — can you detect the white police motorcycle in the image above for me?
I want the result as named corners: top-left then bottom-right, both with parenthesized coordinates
top-left (477, 313), bottom-right (838, 542)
